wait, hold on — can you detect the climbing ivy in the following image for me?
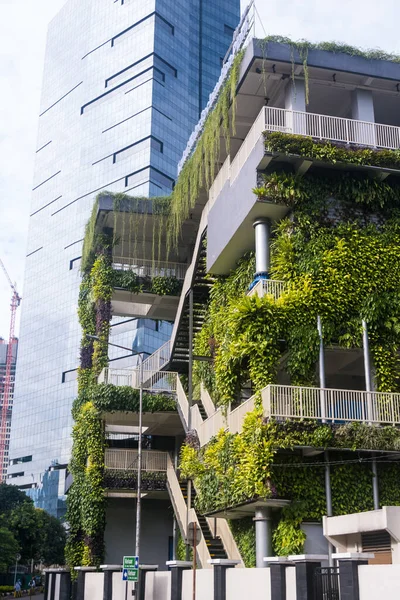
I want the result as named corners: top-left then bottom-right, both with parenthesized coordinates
top-left (264, 132), bottom-right (400, 171)
top-left (180, 410), bottom-right (400, 556)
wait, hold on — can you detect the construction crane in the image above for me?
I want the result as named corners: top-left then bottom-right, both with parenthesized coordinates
top-left (0, 259), bottom-right (21, 481)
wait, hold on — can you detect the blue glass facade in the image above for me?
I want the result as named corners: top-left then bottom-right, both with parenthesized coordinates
top-left (8, 0), bottom-right (240, 516)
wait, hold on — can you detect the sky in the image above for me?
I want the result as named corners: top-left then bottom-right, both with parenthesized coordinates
top-left (0, 0), bottom-right (400, 338)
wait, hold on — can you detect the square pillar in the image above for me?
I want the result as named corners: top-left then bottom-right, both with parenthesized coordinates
top-left (74, 567), bottom-right (96, 600)
top-left (288, 555), bottom-right (328, 600)
top-left (351, 89), bottom-right (375, 145)
top-left (100, 565), bottom-right (122, 600)
top-left (264, 557), bottom-right (292, 600)
top-left (208, 559), bottom-right (240, 600)
top-left (138, 565), bottom-right (158, 600)
top-left (334, 553), bottom-right (374, 600)
top-left (59, 570), bottom-right (71, 600)
top-left (166, 561), bottom-right (192, 600)
top-left (285, 80), bottom-right (307, 134)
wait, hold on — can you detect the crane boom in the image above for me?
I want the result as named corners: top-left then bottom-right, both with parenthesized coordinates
top-left (0, 258), bottom-right (21, 481)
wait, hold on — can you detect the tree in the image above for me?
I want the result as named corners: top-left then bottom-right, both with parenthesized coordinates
top-left (0, 483), bottom-right (31, 516)
top-left (9, 502), bottom-right (41, 563)
top-left (36, 510), bottom-right (66, 565)
top-left (0, 527), bottom-right (19, 573)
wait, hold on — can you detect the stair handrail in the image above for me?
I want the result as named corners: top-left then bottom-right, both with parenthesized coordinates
top-left (166, 454), bottom-right (211, 568)
top-left (200, 384), bottom-right (216, 418)
top-left (204, 516), bottom-right (244, 567)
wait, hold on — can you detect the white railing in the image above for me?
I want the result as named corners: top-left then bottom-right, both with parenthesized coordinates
top-left (262, 385), bottom-right (400, 426)
top-left (112, 257), bottom-right (187, 281)
top-left (264, 106), bottom-right (400, 150)
top-left (230, 106), bottom-right (267, 183)
top-left (99, 367), bottom-right (178, 393)
top-left (208, 156), bottom-right (231, 208)
top-left (166, 455), bottom-right (211, 568)
top-left (142, 340), bottom-right (171, 373)
top-left (247, 279), bottom-right (287, 300)
top-left (105, 449), bottom-right (168, 471)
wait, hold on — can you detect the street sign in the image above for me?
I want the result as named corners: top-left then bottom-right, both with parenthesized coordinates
top-left (187, 522), bottom-right (201, 547)
top-left (122, 556), bottom-right (139, 582)
top-left (122, 568), bottom-right (138, 582)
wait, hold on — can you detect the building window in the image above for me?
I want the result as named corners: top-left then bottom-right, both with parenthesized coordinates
top-left (62, 369), bottom-right (78, 383)
top-left (8, 472), bottom-right (24, 478)
top-left (69, 257), bottom-right (82, 270)
top-left (10, 455), bottom-right (32, 466)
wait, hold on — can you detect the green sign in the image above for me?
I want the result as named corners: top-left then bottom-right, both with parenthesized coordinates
top-left (123, 556), bottom-right (139, 582)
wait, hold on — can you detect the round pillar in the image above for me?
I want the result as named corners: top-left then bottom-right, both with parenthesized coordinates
top-left (254, 506), bottom-right (272, 568)
top-left (253, 218), bottom-right (271, 277)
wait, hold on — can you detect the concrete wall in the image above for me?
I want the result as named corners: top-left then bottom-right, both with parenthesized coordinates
top-left (227, 568), bottom-right (271, 600)
top-left (286, 566), bottom-right (297, 600)
top-left (182, 569), bottom-right (213, 600)
top-left (359, 564), bottom-right (400, 600)
top-left (85, 572), bottom-right (104, 600)
top-left (112, 573), bottom-right (135, 600)
top-left (302, 523), bottom-right (329, 557)
top-left (144, 572), bottom-right (171, 600)
top-left (104, 497), bottom-right (173, 568)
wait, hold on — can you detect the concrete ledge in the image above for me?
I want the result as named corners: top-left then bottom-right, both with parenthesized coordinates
top-left (44, 568), bottom-right (70, 572)
top-left (166, 561), bottom-right (192, 568)
top-left (139, 565), bottom-right (158, 570)
top-left (74, 567), bottom-right (97, 572)
top-left (288, 555), bottom-right (328, 562)
top-left (207, 560), bottom-right (241, 566)
top-left (100, 565), bottom-right (122, 570)
top-left (334, 553), bottom-right (375, 560)
top-left (264, 557), bottom-right (293, 564)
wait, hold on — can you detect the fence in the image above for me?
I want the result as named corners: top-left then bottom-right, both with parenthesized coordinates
top-left (105, 449), bottom-right (168, 471)
top-left (112, 257), bottom-right (187, 281)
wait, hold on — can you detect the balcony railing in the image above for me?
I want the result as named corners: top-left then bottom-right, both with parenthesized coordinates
top-left (99, 367), bottom-right (178, 393)
top-left (262, 385), bottom-right (400, 426)
top-left (247, 279), bottom-right (286, 300)
top-left (105, 448), bottom-right (168, 471)
top-left (264, 106), bottom-right (400, 150)
top-left (112, 257), bottom-right (187, 281)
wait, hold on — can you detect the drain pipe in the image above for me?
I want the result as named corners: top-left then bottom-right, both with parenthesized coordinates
top-left (249, 218), bottom-right (271, 289)
top-left (317, 316), bottom-right (326, 423)
top-left (362, 320), bottom-right (379, 509)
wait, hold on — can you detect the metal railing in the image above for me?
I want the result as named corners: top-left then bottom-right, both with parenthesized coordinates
top-left (105, 448), bottom-right (168, 471)
top-left (247, 279), bottom-right (286, 300)
top-left (264, 106), bottom-right (400, 150)
top-left (112, 257), bottom-right (187, 281)
top-left (99, 367), bottom-right (178, 393)
top-left (142, 340), bottom-right (171, 373)
top-left (262, 385), bottom-right (400, 425)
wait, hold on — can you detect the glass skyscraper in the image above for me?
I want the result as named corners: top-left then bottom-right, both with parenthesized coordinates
top-left (8, 0), bottom-right (240, 516)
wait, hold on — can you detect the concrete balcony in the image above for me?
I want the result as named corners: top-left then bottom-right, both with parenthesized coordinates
top-left (247, 279), bottom-right (286, 300)
top-left (104, 449), bottom-right (168, 498)
top-left (111, 257), bottom-right (187, 320)
top-left (112, 257), bottom-right (187, 281)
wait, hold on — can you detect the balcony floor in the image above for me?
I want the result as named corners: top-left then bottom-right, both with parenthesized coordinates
top-left (112, 289), bottom-right (180, 320)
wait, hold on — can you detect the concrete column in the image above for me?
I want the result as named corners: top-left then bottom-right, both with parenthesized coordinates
top-left (285, 80), bottom-right (307, 134)
top-left (288, 555), bottom-right (328, 600)
top-left (208, 559), bottom-right (240, 600)
top-left (351, 89), bottom-right (375, 146)
top-left (362, 320), bottom-right (374, 424)
top-left (166, 561), bottom-right (192, 600)
top-left (253, 218), bottom-right (271, 278)
top-left (317, 316), bottom-right (326, 422)
top-left (74, 567), bottom-right (96, 600)
top-left (138, 565), bottom-right (158, 600)
top-left (351, 89), bottom-right (375, 123)
top-left (264, 557), bottom-right (291, 600)
top-left (335, 553), bottom-right (373, 600)
top-left (100, 565), bottom-right (121, 600)
top-left (254, 506), bottom-right (272, 568)
top-left (43, 571), bottom-right (50, 600)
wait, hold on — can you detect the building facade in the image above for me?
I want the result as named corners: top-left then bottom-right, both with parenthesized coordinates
top-left (8, 0), bottom-right (240, 516)
top-left (0, 338), bottom-right (18, 481)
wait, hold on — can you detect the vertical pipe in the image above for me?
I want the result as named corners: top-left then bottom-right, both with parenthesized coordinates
top-left (325, 450), bottom-right (334, 566)
top-left (186, 289), bottom-right (194, 560)
top-left (317, 316), bottom-right (326, 422)
top-left (135, 354), bottom-right (143, 558)
top-left (254, 507), bottom-right (272, 568)
top-left (372, 454), bottom-right (379, 510)
top-left (362, 319), bottom-right (374, 426)
top-left (253, 218), bottom-right (271, 276)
